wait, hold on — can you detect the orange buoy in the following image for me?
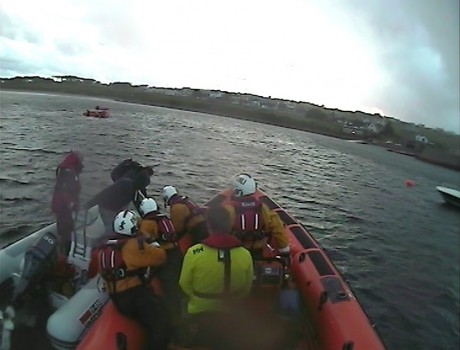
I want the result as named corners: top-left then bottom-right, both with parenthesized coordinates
top-left (405, 179), bottom-right (415, 187)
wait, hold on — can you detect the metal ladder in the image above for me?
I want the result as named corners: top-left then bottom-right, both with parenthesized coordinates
top-left (72, 211), bottom-right (88, 259)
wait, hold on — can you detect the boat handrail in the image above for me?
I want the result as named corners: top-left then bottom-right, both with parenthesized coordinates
top-left (82, 210), bottom-right (88, 254)
top-left (71, 210), bottom-right (89, 259)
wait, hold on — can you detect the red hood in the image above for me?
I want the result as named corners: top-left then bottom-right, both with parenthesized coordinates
top-left (202, 233), bottom-right (242, 249)
top-left (58, 151), bottom-right (83, 173)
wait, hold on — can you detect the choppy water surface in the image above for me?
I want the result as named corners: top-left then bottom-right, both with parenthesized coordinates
top-left (1, 91), bottom-right (459, 349)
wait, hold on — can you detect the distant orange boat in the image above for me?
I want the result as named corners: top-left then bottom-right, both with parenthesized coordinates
top-left (83, 109), bottom-right (109, 118)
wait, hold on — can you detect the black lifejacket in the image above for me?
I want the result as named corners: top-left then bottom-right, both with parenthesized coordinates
top-left (231, 197), bottom-right (266, 241)
top-left (111, 159), bottom-right (144, 182)
top-left (170, 195), bottom-right (206, 227)
top-left (145, 213), bottom-right (177, 243)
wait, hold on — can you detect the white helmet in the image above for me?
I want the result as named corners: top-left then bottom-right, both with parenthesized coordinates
top-left (113, 210), bottom-right (139, 236)
top-left (139, 198), bottom-right (158, 217)
top-left (162, 186), bottom-right (177, 206)
top-left (231, 173), bottom-right (257, 197)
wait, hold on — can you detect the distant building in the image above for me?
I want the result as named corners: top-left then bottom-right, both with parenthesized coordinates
top-left (209, 91), bottom-right (223, 98)
top-left (367, 123), bottom-right (379, 133)
top-left (343, 127), bottom-right (364, 136)
top-left (415, 135), bottom-right (429, 143)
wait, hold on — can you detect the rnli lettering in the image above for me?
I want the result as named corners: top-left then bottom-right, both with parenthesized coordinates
top-left (193, 246), bottom-right (204, 254)
top-left (78, 298), bottom-right (103, 327)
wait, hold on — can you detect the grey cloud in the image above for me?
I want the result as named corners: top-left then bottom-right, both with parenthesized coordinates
top-left (55, 40), bottom-right (86, 56)
top-left (82, 6), bottom-right (150, 50)
top-left (344, 0), bottom-right (459, 132)
top-left (0, 14), bottom-right (17, 40)
top-left (0, 56), bottom-right (39, 76)
top-left (0, 12), bottom-right (42, 44)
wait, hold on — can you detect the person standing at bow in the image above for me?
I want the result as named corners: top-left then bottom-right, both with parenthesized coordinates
top-left (224, 173), bottom-right (291, 266)
top-left (51, 150), bottom-right (84, 254)
top-left (161, 186), bottom-right (209, 245)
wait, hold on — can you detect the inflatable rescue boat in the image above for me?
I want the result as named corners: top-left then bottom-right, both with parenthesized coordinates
top-left (83, 109), bottom-right (109, 118)
top-left (0, 189), bottom-right (387, 350)
top-left (76, 188), bottom-right (387, 350)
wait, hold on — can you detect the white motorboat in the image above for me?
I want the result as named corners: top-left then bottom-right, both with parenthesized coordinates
top-left (436, 186), bottom-right (460, 208)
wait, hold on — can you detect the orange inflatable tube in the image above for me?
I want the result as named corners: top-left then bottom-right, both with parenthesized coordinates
top-left (76, 301), bottom-right (145, 350)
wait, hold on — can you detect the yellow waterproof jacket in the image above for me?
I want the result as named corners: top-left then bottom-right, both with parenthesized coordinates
top-left (170, 200), bottom-right (206, 235)
top-left (224, 200), bottom-right (290, 252)
top-left (139, 214), bottom-right (176, 250)
top-left (98, 237), bottom-right (166, 294)
top-left (179, 234), bottom-right (254, 314)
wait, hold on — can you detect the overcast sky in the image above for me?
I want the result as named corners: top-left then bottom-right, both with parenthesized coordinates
top-left (1, 0), bottom-right (459, 133)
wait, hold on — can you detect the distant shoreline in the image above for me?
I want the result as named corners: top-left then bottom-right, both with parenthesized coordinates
top-left (1, 87), bottom-right (353, 138)
top-left (3, 86), bottom-right (459, 172)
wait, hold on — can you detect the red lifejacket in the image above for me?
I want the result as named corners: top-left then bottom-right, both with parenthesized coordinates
top-left (98, 236), bottom-right (147, 284)
top-left (145, 213), bottom-right (177, 243)
top-left (231, 197), bottom-right (266, 240)
top-left (99, 238), bottom-right (136, 282)
top-left (169, 195), bottom-right (206, 227)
